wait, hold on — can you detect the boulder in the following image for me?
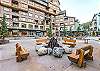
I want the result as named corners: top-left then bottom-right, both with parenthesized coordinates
top-left (63, 46), bottom-right (72, 54)
top-left (47, 48), bottom-right (52, 55)
top-left (35, 45), bottom-right (43, 52)
top-left (37, 47), bottom-right (48, 56)
top-left (53, 47), bottom-right (64, 58)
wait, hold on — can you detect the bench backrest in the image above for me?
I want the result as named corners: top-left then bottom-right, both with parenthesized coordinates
top-left (36, 39), bottom-right (47, 43)
top-left (16, 43), bottom-right (28, 55)
top-left (64, 39), bottom-right (76, 43)
top-left (68, 45), bottom-right (93, 67)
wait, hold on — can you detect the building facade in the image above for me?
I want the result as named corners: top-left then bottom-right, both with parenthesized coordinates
top-left (90, 13), bottom-right (100, 36)
top-left (0, 0), bottom-right (60, 37)
top-left (55, 10), bottom-right (76, 36)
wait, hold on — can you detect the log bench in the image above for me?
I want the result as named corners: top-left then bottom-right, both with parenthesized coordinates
top-left (67, 45), bottom-right (93, 67)
top-left (63, 39), bottom-right (76, 47)
top-left (16, 43), bottom-right (29, 62)
top-left (36, 38), bottom-right (48, 45)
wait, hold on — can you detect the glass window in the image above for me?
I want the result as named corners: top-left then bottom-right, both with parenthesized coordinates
top-left (5, 14), bottom-right (10, 18)
top-left (40, 16), bottom-right (44, 19)
top-left (29, 13), bottom-right (33, 17)
top-left (60, 19), bottom-right (63, 21)
top-left (40, 26), bottom-right (43, 29)
top-left (21, 3), bottom-right (27, 8)
top-left (3, 0), bottom-right (10, 2)
top-left (28, 24), bottom-right (33, 29)
top-left (70, 22), bottom-right (74, 24)
top-left (28, 19), bottom-right (33, 22)
top-left (21, 12), bottom-right (27, 16)
top-left (13, 23), bottom-right (19, 27)
top-left (35, 14), bottom-right (38, 18)
top-left (21, 23), bottom-right (26, 28)
top-left (20, 17), bottom-right (26, 21)
top-left (3, 7), bottom-right (10, 12)
top-left (35, 25), bottom-right (38, 29)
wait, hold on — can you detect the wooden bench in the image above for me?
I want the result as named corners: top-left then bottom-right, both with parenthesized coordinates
top-left (36, 38), bottom-right (48, 45)
top-left (67, 45), bottom-right (93, 67)
top-left (16, 43), bottom-right (29, 62)
top-left (63, 39), bottom-right (76, 47)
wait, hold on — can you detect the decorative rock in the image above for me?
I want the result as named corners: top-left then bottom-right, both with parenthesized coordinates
top-left (53, 47), bottom-right (64, 58)
top-left (37, 47), bottom-right (48, 56)
top-left (35, 45), bottom-right (43, 52)
top-left (47, 48), bottom-right (52, 55)
top-left (63, 46), bottom-right (72, 54)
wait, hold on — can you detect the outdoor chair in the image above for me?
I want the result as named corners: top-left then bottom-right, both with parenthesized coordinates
top-left (16, 43), bottom-right (29, 62)
top-left (67, 45), bottom-right (93, 67)
top-left (63, 39), bottom-right (76, 47)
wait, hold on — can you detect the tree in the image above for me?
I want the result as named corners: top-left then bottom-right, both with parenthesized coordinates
top-left (77, 24), bottom-right (81, 31)
top-left (63, 24), bottom-right (67, 37)
top-left (47, 23), bottom-right (52, 37)
top-left (82, 21), bottom-right (91, 31)
top-left (0, 14), bottom-right (8, 40)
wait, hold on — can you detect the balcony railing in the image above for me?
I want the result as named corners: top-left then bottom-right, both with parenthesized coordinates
top-left (12, 4), bottom-right (18, 8)
top-left (12, 0), bottom-right (18, 4)
top-left (29, 0), bottom-right (48, 6)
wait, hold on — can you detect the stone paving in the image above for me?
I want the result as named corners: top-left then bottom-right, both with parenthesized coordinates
top-left (0, 37), bottom-right (100, 71)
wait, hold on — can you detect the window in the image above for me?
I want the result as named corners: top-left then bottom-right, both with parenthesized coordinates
top-left (60, 23), bottom-right (64, 26)
top-left (40, 16), bottom-right (44, 19)
top-left (35, 20), bottom-right (38, 23)
top-left (21, 12), bottom-right (27, 16)
top-left (20, 17), bottom-right (26, 21)
top-left (21, 3), bottom-right (27, 8)
top-left (35, 25), bottom-right (38, 29)
top-left (28, 24), bottom-right (33, 29)
top-left (5, 14), bottom-right (10, 18)
top-left (13, 23), bottom-right (19, 27)
top-left (21, 23), bottom-right (26, 28)
top-left (46, 28), bottom-right (49, 30)
top-left (3, 7), bottom-right (10, 12)
top-left (70, 22), bottom-right (74, 24)
top-left (29, 13), bottom-right (33, 17)
top-left (28, 19), bottom-right (33, 22)
top-left (40, 26), bottom-right (43, 30)
top-left (29, 8), bottom-right (33, 11)
top-left (13, 18), bottom-right (19, 21)
top-left (3, 0), bottom-right (10, 2)
top-left (35, 14), bottom-right (38, 18)
top-left (60, 19), bottom-right (63, 21)
top-left (65, 23), bottom-right (68, 25)
top-left (41, 21), bottom-right (44, 25)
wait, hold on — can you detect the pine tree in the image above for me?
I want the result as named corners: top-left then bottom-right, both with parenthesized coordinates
top-left (47, 24), bottom-right (52, 37)
top-left (0, 14), bottom-right (8, 40)
top-left (63, 24), bottom-right (67, 37)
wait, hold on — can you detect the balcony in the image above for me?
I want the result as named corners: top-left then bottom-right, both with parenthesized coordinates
top-left (29, 0), bottom-right (48, 6)
top-left (12, 15), bottom-right (19, 23)
top-left (12, 3), bottom-right (18, 9)
top-left (12, 0), bottom-right (18, 4)
top-left (13, 23), bottom-right (19, 28)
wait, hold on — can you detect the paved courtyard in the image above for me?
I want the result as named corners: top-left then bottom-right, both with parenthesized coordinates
top-left (0, 37), bottom-right (100, 71)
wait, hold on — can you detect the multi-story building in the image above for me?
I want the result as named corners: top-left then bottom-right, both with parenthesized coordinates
top-left (90, 13), bottom-right (100, 36)
top-left (55, 10), bottom-right (76, 36)
top-left (0, 0), bottom-right (60, 37)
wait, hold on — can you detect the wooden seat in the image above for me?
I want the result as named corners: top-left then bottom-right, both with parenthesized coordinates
top-left (67, 45), bottom-right (93, 67)
top-left (16, 43), bottom-right (29, 62)
top-left (36, 38), bottom-right (48, 45)
top-left (63, 39), bottom-right (76, 47)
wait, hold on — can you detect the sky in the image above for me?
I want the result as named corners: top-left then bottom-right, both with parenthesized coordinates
top-left (59, 0), bottom-right (100, 23)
